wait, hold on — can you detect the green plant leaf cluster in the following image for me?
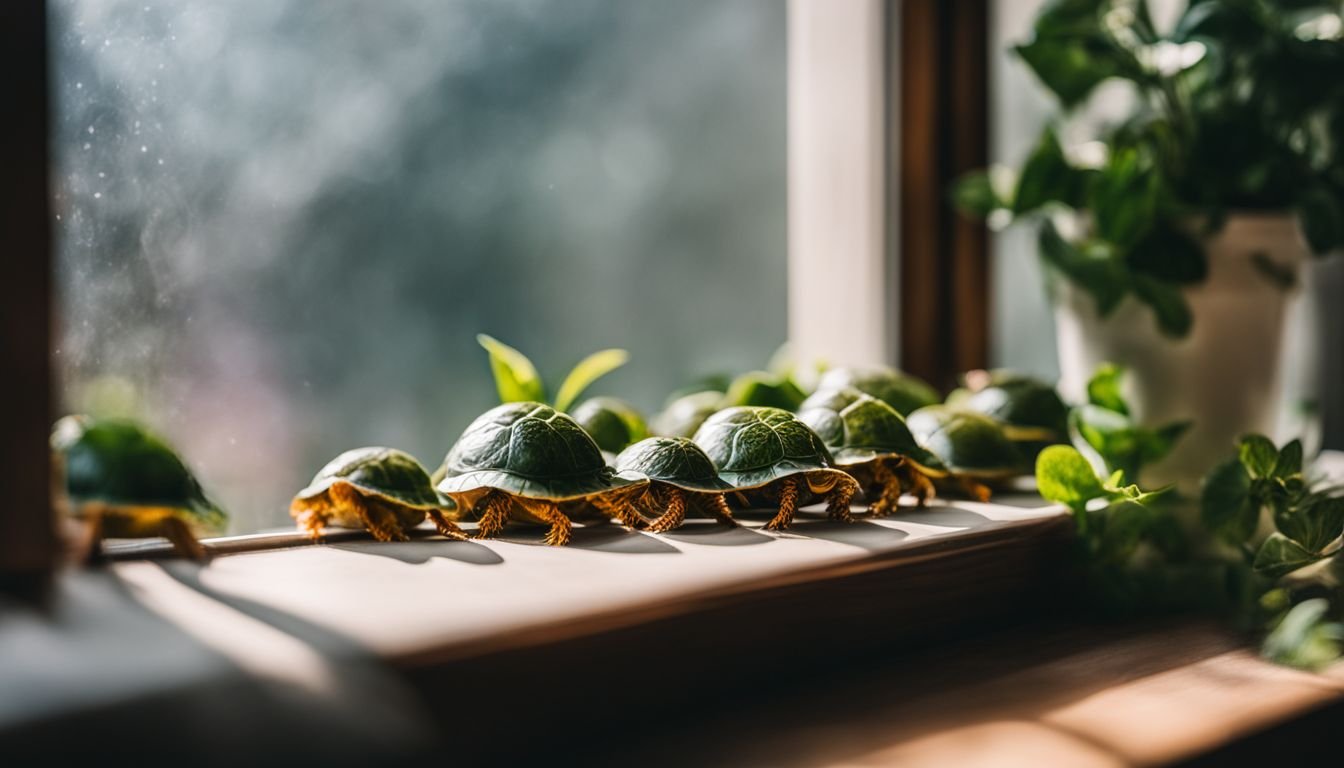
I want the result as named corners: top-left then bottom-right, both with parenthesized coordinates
top-left (1201, 434), bottom-right (1344, 577)
top-left (954, 0), bottom-right (1344, 338)
top-left (476, 334), bottom-right (629, 413)
top-left (1069, 363), bottom-right (1190, 483)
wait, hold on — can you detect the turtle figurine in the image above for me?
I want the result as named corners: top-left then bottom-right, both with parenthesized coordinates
top-left (435, 403), bottom-right (647, 546)
top-left (816, 365), bottom-right (940, 416)
top-left (651, 390), bottom-right (723, 438)
top-left (692, 406), bottom-right (859, 531)
top-left (797, 388), bottom-right (948, 516)
top-left (571, 396), bottom-right (649, 454)
top-left (291, 447), bottom-right (466, 543)
top-left (904, 405), bottom-right (1024, 501)
top-left (946, 370), bottom-right (1068, 460)
top-left (613, 437), bottom-right (737, 533)
top-left (50, 415), bottom-right (227, 562)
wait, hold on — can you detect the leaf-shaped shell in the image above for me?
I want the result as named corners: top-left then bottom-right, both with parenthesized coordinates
top-left (797, 388), bottom-right (946, 474)
top-left (613, 437), bottom-right (731, 492)
top-left (691, 406), bottom-right (839, 489)
top-left (571, 396), bottom-right (648, 454)
top-left (436, 402), bottom-right (638, 500)
top-left (295, 447), bottom-right (447, 510)
top-left (817, 366), bottom-right (939, 416)
top-left (51, 415), bottom-right (227, 534)
top-left (905, 405), bottom-right (1023, 479)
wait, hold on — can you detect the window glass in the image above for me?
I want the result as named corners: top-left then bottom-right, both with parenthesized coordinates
top-left (53, 0), bottom-right (787, 532)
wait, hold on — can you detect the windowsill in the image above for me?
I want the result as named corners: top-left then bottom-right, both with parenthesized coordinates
top-left (4, 487), bottom-right (1342, 762)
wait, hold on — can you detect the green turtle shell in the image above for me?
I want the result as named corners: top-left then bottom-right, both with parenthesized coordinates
top-left (955, 376), bottom-right (1068, 442)
top-left (613, 437), bottom-right (732, 493)
top-left (904, 405), bottom-right (1023, 479)
top-left (652, 390), bottom-right (722, 438)
top-left (720, 371), bottom-right (807, 411)
top-left (691, 406), bottom-right (840, 489)
top-left (571, 396), bottom-right (648, 454)
top-left (50, 415), bottom-right (227, 533)
top-left (436, 402), bottom-right (639, 500)
top-left (296, 447), bottom-right (448, 510)
top-left (797, 388), bottom-right (946, 474)
top-left (817, 366), bottom-right (939, 416)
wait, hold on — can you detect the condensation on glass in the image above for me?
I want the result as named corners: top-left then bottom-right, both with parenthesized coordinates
top-left (52, 0), bottom-right (787, 531)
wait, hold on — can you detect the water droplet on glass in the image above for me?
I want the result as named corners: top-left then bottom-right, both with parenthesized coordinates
top-left (141, 146), bottom-right (148, 153)
top-left (93, 192), bottom-right (102, 199)
top-left (87, 126), bottom-right (95, 134)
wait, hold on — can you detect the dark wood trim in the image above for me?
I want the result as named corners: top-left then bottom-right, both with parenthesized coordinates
top-left (898, 0), bottom-right (989, 388)
top-left (0, 1), bottom-right (57, 597)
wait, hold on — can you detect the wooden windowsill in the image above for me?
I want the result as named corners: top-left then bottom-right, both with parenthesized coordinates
top-left (3, 490), bottom-right (1341, 763)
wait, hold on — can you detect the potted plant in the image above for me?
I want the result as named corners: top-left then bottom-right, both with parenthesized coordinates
top-left (955, 0), bottom-right (1344, 487)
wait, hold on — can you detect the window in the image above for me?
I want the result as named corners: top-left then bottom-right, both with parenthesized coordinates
top-left (52, 0), bottom-right (788, 532)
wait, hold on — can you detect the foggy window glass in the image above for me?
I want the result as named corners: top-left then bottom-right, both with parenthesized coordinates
top-left (52, 0), bottom-right (787, 533)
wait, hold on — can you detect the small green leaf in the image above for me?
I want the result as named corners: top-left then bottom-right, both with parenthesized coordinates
top-left (477, 334), bottom-right (546, 405)
top-left (1013, 128), bottom-right (1087, 214)
top-left (552, 348), bottom-right (629, 413)
top-left (1252, 533), bottom-right (1324, 579)
top-left (1039, 223), bottom-right (1129, 317)
top-left (1086, 363), bottom-right (1129, 415)
top-left (1099, 499), bottom-right (1153, 563)
top-left (1036, 444), bottom-right (1106, 509)
top-left (1201, 457), bottom-right (1257, 545)
top-left (1262, 599), bottom-right (1344, 671)
top-left (1132, 274), bottom-right (1193, 337)
top-left (1273, 439), bottom-right (1303, 479)
top-left (951, 171), bottom-right (1003, 218)
top-left (1139, 420), bottom-right (1191, 466)
top-left (1239, 434), bottom-right (1278, 479)
top-left (1276, 495), bottom-right (1344, 554)
top-left (1089, 147), bottom-right (1160, 250)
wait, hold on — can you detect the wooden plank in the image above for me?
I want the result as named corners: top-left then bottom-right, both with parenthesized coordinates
top-left (0, 1), bottom-right (57, 596)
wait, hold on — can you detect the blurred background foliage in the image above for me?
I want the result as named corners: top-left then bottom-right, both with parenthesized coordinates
top-left (52, 0), bottom-right (787, 531)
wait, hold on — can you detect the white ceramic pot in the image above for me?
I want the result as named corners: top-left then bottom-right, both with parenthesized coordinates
top-left (1054, 213), bottom-right (1313, 489)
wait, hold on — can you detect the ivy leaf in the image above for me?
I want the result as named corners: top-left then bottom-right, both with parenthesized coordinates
top-left (1262, 599), bottom-right (1344, 671)
top-left (951, 170), bottom-right (1003, 218)
top-left (1132, 274), bottom-right (1193, 337)
top-left (1127, 223), bottom-right (1207, 285)
top-left (1039, 223), bottom-right (1129, 317)
top-left (1014, 0), bottom-right (1135, 108)
top-left (552, 348), bottom-right (629, 413)
top-left (1238, 434), bottom-right (1279, 479)
top-left (1201, 457), bottom-right (1258, 545)
top-left (1253, 533), bottom-right (1324, 579)
top-left (1089, 147), bottom-right (1160, 250)
top-left (1086, 362), bottom-right (1129, 415)
top-left (1273, 439), bottom-right (1303, 479)
top-left (1036, 444), bottom-right (1106, 511)
top-left (477, 334), bottom-right (546, 404)
top-left (1013, 128), bottom-right (1087, 214)
top-left (1275, 495), bottom-right (1344, 554)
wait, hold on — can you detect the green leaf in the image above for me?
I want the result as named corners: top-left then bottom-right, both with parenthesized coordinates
top-left (1132, 274), bottom-right (1193, 337)
top-left (1072, 404), bottom-right (1141, 480)
top-left (1036, 444), bottom-right (1106, 509)
top-left (552, 348), bottom-right (629, 413)
top-left (1089, 147), bottom-right (1160, 250)
top-left (1273, 439), bottom-right (1303, 479)
top-left (951, 171), bottom-right (1003, 218)
top-left (721, 371), bottom-right (807, 411)
top-left (1013, 128), bottom-right (1088, 214)
top-left (1099, 499), bottom-right (1153, 563)
top-left (1139, 420), bottom-right (1192, 466)
top-left (476, 334), bottom-right (546, 405)
top-left (1252, 533), bottom-right (1324, 579)
top-left (1238, 434), bottom-right (1279, 479)
top-left (1262, 598), bottom-right (1344, 671)
top-left (1086, 362), bottom-right (1129, 415)
top-left (1127, 223), bottom-right (1207, 285)
top-left (1201, 457), bottom-right (1258, 545)
top-left (1299, 188), bottom-right (1343, 255)
top-left (1039, 223), bottom-right (1129, 316)
top-left (1275, 495), bottom-right (1344, 554)
top-left (1013, 0), bottom-right (1136, 108)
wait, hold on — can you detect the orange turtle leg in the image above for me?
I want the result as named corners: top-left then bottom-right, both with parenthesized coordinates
top-left (160, 516), bottom-right (210, 561)
top-left (593, 492), bottom-right (646, 530)
top-left (81, 507), bottom-right (107, 565)
top-left (424, 507), bottom-right (468, 541)
top-left (868, 459), bottom-right (903, 518)
top-left (763, 477), bottom-right (799, 532)
top-left (822, 474), bottom-right (858, 523)
top-left (292, 501), bottom-right (330, 542)
top-left (904, 466), bottom-right (936, 507)
top-left (333, 484), bottom-right (407, 542)
top-left (520, 498), bottom-right (572, 547)
top-left (700, 493), bottom-right (738, 527)
top-left (959, 476), bottom-right (993, 503)
top-left (472, 490), bottom-right (512, 540)
top-left (646, 486), bottom-right (687, 534)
